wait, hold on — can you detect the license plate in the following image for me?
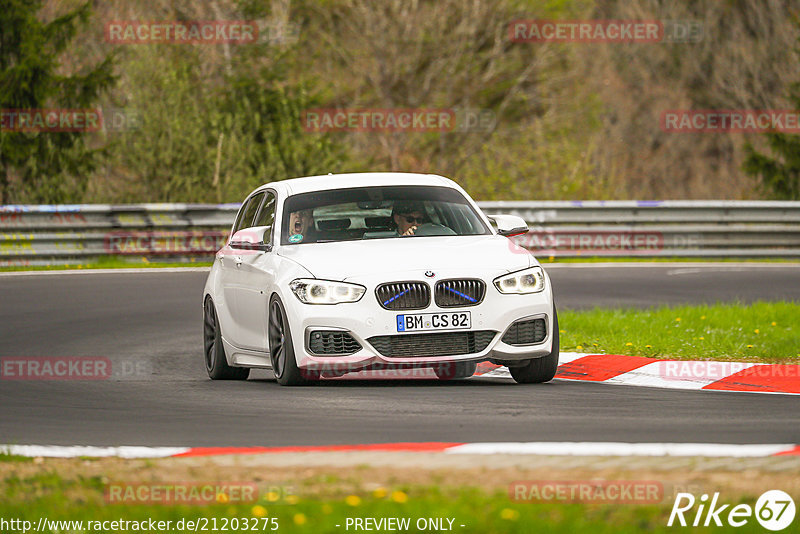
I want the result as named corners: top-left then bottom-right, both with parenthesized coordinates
top-left (396, 312), bottom-right (471, 332)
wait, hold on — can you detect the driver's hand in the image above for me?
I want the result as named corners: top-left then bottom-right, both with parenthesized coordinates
top-left (401, 225), bottom-right (417, 236)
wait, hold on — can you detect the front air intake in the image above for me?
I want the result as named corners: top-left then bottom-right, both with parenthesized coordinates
top-left (501, 318), bottom-right (547, 346)
top-left (307, 330), bottom-right (362, 355)
top-left (367, 330), bottom-right (496, 358)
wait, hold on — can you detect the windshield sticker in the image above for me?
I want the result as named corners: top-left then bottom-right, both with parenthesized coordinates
top-left (289, 233), bottom-right (304, 243)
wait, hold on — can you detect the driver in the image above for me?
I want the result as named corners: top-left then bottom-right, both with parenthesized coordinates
top-left (288, 208), bottom-right (318, 243)
top-left (392, 200), bottom-right (428, 237)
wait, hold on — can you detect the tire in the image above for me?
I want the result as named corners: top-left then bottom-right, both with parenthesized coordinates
top-left (433, 361), bottom-right (477, 380)
top-left (204, 297), bottom-right (250, 380)
top-left (268, 295), bottom-right (319, 386)
top-left (509, 310), bottom-right (560, 384)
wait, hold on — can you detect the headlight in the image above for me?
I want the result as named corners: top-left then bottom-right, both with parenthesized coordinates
top-left (493, 266), bottom-right (546, 294)
top-left (289, 279), bottom-right (366, 304)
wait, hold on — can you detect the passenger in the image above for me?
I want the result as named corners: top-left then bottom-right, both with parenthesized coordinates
top-left (391, 201), bottom-right (429, 237)
top-left (288, 208), bottom-right (319, 243)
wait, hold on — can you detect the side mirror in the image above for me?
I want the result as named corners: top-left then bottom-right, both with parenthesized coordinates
top-left (229, 226), bottom-right (272, 252)
top-left (489, 214), bottom-right (529, 237)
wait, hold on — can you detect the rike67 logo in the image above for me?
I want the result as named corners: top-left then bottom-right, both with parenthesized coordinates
top-left (668, 491), bottom-right (795, 531)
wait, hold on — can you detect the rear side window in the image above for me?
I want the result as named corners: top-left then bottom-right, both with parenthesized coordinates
top-left (233, 192), bottom-right (265, 234)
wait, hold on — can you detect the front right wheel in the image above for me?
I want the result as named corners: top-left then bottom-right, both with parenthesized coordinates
top-left (509, 310), bottom-right (560, 384)
top-left (268, 295), bottom-right (318, 386)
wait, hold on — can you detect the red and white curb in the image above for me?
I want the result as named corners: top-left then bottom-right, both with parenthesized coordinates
top-left (473, 352), bottom-right (800, 395)
top-left (3, 442), bottom-right (799, 459)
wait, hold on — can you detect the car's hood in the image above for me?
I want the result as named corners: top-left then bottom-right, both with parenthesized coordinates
top-left (276, 235), bottom-right (533, 281)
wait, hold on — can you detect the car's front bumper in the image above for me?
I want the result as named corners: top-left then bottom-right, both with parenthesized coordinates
top-left (283, 270), bottom-right (555, 373)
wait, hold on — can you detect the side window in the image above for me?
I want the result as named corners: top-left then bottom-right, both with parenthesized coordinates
top-left (254, 192), bottom-right (276, 243)
top-left (233, 192), bottom-right (265, 234)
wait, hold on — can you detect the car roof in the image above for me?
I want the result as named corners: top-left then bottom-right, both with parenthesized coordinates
top-left (256, 172), bottom-right (458, 197)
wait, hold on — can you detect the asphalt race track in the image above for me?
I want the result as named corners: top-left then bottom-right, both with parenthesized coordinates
top-left (1, 264), bottom-right (799, 447)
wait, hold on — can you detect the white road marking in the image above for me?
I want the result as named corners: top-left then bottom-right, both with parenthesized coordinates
top-left (3, 442), bottom-right (795, 458)
top-left (2, 445), bottom-right (189, 458)
top-left (445, 442), bottom-right (797, 457)
top-left (604, 361), bottom-right (759, 390)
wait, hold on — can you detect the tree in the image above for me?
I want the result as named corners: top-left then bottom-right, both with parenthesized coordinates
top-left (0, 0), bottom-right (115, 203)
top-left (106, 5), bottom-right (348, 203)
top-left (743, 20), bottom-right (800, 201)
top-left (742, 81), bottom-right (800, 200)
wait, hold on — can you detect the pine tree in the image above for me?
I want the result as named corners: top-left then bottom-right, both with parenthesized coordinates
top-left (743, 28), bottom-right (800, 200)
top-left (0, 0), bottom-right (115, 203)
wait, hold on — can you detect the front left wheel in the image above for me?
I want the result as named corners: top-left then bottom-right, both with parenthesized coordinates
top-left (508, 310), bottom-right (560, 384)
top-left (203, 297), bottom-right (250, 380)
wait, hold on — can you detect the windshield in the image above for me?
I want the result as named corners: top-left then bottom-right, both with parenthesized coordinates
top-left (280, 185), bottom-right (491, 245)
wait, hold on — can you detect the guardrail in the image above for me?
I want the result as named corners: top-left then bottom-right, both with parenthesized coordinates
top-left (1, 201), bottom-right (799, 266)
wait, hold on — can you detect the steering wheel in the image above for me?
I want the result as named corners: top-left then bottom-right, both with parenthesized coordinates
top-left (413, 223), bottom-right (457, 236)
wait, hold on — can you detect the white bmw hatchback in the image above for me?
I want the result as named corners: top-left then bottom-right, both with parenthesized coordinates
top-left (203, 172), bottom-right (559, 385)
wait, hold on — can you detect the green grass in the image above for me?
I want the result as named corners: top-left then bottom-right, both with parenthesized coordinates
top-left (0, 256), bottom-right (212, 272)
top-left (0, 473), bottom-right (772, 533)
top-left (0, 452), bottom-right (33, 463)
top-left (560, 301), bottom-right (799, 363)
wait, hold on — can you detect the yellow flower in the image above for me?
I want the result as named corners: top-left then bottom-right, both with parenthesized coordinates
top-left (391, 491), bottom-right (408, 503)
top-left (321, 504), bottom-right (333, 515)
top-left (559, 330), bottom-right (565, 334)
top-left (216, 492), bottom-right (229, 504)
top-left (675, 317), bottom-right (681, 322)
top-left (293, 513), bottom-right (307, 526)
top-left (345, 495), bottom-right (361, 507)
top-left (251, 505), bottom-right (267, 518)
top-left (593, 343), bottom-right (598, 347)
top-left (500, 508), bottom-right (520, 521)
top-left (699, 337), bottom-right (704, 340)
top-left (747, 345), bottom-right (754, 348)
top-left (771, 321), bottom-right (777, 326)
top-left (700, 315), bottom-right (706, 320)
top-left (754, 329), bottom-right (759, 334)
top-left (373, 487), bottom-right (387, 499)
top-left (625, 342), bottom-right (633, 346)
top-left (645, 345), bottom-right (652, 348)
top-left (265, 491), bottom-right (280, 502)
top-left (576, 345), bottom-right (583, 350)
top-left (285, 495), bottom-right (300, 505)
